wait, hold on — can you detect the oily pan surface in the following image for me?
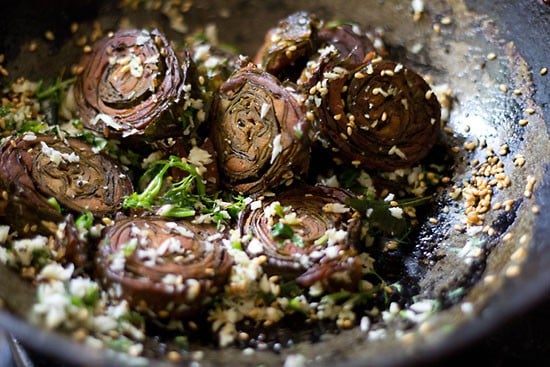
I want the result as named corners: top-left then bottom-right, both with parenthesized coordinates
top-left (0, 0), bottom-right (548, 366)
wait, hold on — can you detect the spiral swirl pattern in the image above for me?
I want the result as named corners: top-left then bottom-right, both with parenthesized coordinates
top-left (96, 217), bottom-right (233, 318)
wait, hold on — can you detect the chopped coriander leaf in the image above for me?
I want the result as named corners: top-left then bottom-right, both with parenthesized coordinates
top-left (124, 155), bottom-right (245, 227)
top-left (75, 211), bottom-right (94, 231)
top-left (339, 168), bottom-right (361, 189)
top-left (273, 202), bottom-right (285, 218)
top-left (122, 240), bottom-right (138, 257)
top-left (0, 104), bottom-right (11, 117)
top-left (47, 197), bottom-right (62, 213)
top-left (346, 194), bottom-right (432, 237)
top-left (20, 119), bottom-right (48, 133)
top-left (271, 222), bottom-right (294, 239)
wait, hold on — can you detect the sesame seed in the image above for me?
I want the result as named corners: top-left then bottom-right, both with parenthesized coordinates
top-left (499, 84), bottom-right (508, 93)
top-left (525, 108), bottom-right (535, 115)
top-left (453, 224), bottom-right (464, 232)
top-left (44, 30), bottom-right (55, 41)
top-left (102, 217), bottom-right (114, 225)
top-left (511, 247), bottom-right (527, 262)
top-left (540, 67), bottom-right (548, 76)
top-left (498, 144), bottom-right (509, 156)
top-left (519, 234), bottom-right (529, 245)
top-left (505, 264), bottom-right (521, 278)
top-left (463, 140), bottom-right (477, 151)
top-left (440, 16), bottom-right (452, 25)
top-left (487, 52), bottom-right (497, 60)
top-left (484, 274), bottom-right (496, 285)
top-left (167, 351), bottom-right (182, 362)
top-left (518, 119), bottom-right (528, 126)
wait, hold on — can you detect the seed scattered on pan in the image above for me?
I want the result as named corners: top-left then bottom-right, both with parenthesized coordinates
top-left (71, 64), bottom-right (85, 75)
top-left (44, 30), bottom-right (55, 41)
top-left (440, 16), bottom-right (452, 25)
top-left (511, 247), bottom-right (527, 262)
top-left (487, 52), bottom-right (496, 60)
top-left (28, 41), bottom-right (38, 52)
top-left (75, 35), bottom-right (87, 47)
top-left (463, 140), bottom-right (477, 151)
top-left (540, 67), bottom-right (548, 76)
top-left (499, 84), bottom-right (508, 93)
top-left (524, 175), bottom-right (536, 198)
top-left (167, 351), bottom-right (182, 362)
top-left (518, 119), bottom-right (528, 126)
top-left (483, 274), bottom-right (496, 285)
top-left (525, 108), bottom-right (535, 115)
top-left (498, 144), bottom-right (509, 156)
top-left (505, 264), bottom-right (521, 278)
top-left (519, 234), bottom-right (529, 245)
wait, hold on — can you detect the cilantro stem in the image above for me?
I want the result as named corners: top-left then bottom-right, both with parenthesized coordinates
top-left (35, 77), bottom-right (76, 100)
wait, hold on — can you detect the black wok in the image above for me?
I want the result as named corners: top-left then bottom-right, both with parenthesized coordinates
top-left (0, 0), bottom-right (548, 366)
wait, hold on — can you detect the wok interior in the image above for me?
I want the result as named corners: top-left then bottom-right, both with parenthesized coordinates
top-left (0, 0), bottom-right (549, 366)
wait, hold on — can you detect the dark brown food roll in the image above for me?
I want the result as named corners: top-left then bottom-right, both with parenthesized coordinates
top-left (95, 217), bottom-right (233, 319)
top-left (0, 133), bottom-right (133, 235)
top-left (316, 23), bottom-right (377, 71)
top-left (313, 59), bottom-right (441, 171)
top-left (238, 185), bottom-right (362, 291)
top-left (254, 11), bottom-right (321, 81)
top-left (209, 64), bottom-right (311, 195)
top-left (74, 28), bottom-right (201, 141)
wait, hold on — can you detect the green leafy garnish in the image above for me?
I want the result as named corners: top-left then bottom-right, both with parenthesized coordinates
top-left (124, 155), bottom-right (245, 228)
top-left (0, 104), bottom-right (11, 117)
top-left (271, 222), bottom-right (294, 239)
top-left (346, 194), bottom-right (432, 237)
top-left (123, 155), bottom-right (204, 212)
top-left (47, 197), bottom-right (62, 213)
top-left (75, 211), bottom-right (94, 231)
top-left (270, 222), bottom-right (305, 248)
